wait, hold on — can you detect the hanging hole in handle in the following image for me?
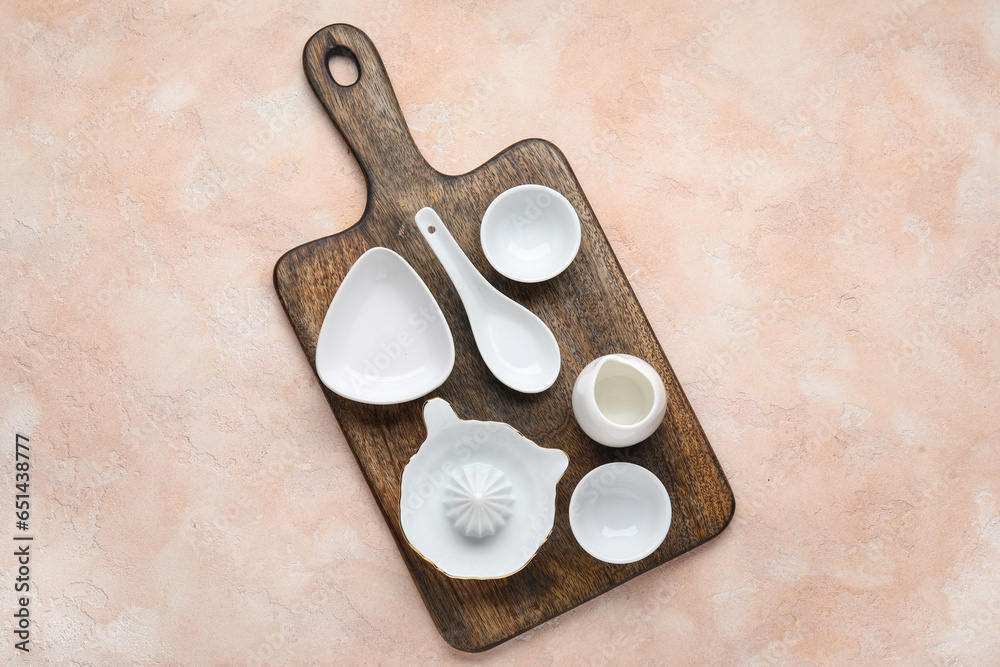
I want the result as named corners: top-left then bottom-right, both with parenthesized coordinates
top-left (427, 226), bottom-right (436, 234)
top-left (327, 45), bottom-right (359, 86)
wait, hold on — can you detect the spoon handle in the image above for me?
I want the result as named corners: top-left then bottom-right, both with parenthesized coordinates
top-left (414, 208), bottom-right (488, 310)
top-left (415, 207), bottom-right (562, 393)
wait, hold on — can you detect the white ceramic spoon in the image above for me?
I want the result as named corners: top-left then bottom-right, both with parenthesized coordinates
top-left (415, 207), bottom-right (561, 393)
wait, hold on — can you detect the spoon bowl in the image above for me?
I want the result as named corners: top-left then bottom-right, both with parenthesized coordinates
top-left (415, 207), bottom-right (560, 394)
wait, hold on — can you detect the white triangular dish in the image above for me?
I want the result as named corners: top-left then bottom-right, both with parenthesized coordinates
top-left (314, 247), bottom-right (455, 405)
top-left (400, 398), bottom-right (569, 579)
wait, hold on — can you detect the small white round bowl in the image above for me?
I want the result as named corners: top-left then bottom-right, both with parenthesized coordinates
top-left (480, 184), bottom-right (581, 283)
top-left (572, 354), bottom-right (668, 448)
top-left (569, 463), bottom-right (672, 564)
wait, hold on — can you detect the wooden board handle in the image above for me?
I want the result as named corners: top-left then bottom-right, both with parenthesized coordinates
top-left (303, 24), bottom-right (435, 197)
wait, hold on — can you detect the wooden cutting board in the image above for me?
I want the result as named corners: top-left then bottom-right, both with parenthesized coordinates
top-left (274, 23), bottom-right (734, 652)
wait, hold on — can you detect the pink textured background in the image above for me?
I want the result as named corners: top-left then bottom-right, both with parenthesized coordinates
top-left (3, 1), bottom-right (999, 664)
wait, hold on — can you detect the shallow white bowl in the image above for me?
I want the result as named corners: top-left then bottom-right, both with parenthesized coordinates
top-left (480, 184), bottom-right (581, 283)
top-left (314, 247), bottom-right (454, 405)
top-left (569, 462), bottom-right (672, 564)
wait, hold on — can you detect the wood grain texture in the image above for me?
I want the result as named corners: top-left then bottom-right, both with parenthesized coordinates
top-left (274, 24), bottom-right (735, 652)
